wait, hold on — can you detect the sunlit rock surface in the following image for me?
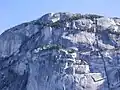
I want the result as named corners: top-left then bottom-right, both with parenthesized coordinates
top-left (0, 12), bottom-right (120, 90)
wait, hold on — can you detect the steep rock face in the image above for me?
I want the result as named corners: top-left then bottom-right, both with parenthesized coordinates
top-left (0, 12), bottom-right (120, 90)
top-left (0, 22), bottom-right (40, 57)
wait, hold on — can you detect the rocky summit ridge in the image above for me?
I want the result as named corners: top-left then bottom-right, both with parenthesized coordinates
top-left (0, 12), bottom-right (120, 90)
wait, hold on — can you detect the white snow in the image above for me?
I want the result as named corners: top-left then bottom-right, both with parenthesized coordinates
top-left (90, 73), bottom-right (104, 88)
top-left (34, 47), bottom-right (42, 53)
top-left (62, 31), bottom-right (95, 44)
top-left (108, 25), bottom-right (119, 32)
top-left (97, 17), bottom-right (116, 29)
top-left (75, 19), bottom-right (93, 29)
top-left (104, 52), bottom-right (112, 59)
top-left (74, 65), bottom-right (90, 74)
top-left (51, 17), bottom-right (60, 23)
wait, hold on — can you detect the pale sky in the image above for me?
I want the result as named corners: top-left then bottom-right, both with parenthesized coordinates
top-left (0, 0), bottom-right (120, 34)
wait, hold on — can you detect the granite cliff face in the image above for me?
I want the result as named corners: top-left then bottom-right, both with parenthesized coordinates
top-left (0, 12), bottom-right (120, 90)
